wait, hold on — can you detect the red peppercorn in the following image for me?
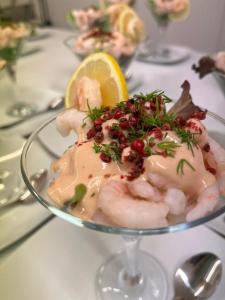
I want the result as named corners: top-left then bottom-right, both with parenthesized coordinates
top-left (162, 123), bottom-right (171, 131)
top-left (119, 117), bottom-right (129, 129)
top-left (175, 116), bottom-right (186, 127)
top-left (118, 132), bottom-right (127, 144)
top-left (129, 115), bottom-right (138, 127)
top-left (128, 150), bottom-right (138, 162)
top-left (119, 143), bottom-right (128, 151)
top-left (192, 110), bottom-right (206, 120)
top-left (203, 143), bottom-right (210, 152)
top-left (102, 111), bottom-right (112, 121)
top-left (94, 118), bottom-right (103, 126)
top-left (100, 153), bottom-right (111, 163)
top-left (114, 110), bottom-right (124, 119)
top-left (151, 128), bottom-right (163, 140)
top-left (94, 124), bottom-right (102, 132)
top-left (131, 139), bottom-right (145, 153)
top-left (87, 128), bottom-right (96, 139)
top-left (94, 132), bottom-right (104, 144)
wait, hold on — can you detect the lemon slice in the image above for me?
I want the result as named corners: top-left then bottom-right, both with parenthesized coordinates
top-left (65, 52), bottom-right (128, 109)
top-left (115, 7), bottom-right (144, 42)
top-left (169, 2), bottom-right (191, 22)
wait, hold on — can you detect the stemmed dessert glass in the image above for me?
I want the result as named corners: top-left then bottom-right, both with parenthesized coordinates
top-left (0, 29), bottom-right (36, 118)
top-left (21, 111), bottom-right (225, 299)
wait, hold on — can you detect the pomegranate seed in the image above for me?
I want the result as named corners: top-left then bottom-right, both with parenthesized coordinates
top-left (150, 101), bottom-right (156, 111)
top-left (131, 139), bottom-right (145, 153)
top-left (119, 118), bottom-right (129, 129)
top-left (94, 118), bottom-right (103, 126)
top-left (87, 128), bottom-right (96, 139)
top-left (100, 153), bottom-right (111, 163)
top-left (94, 132), bottom-right (104, 144)
top-left (114, 110), bottom-right (124, 119)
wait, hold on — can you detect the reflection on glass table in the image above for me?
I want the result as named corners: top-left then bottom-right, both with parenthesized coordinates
top-left (21, 104), bottom-right (225, 300)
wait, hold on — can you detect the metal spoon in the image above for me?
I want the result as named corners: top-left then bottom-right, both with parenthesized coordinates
top-left (0, 169), bottom-right (47, 208)
top-left (0, 96), bottom-right (64, 130)
top-left (174, 252), bottom-right (222, 300)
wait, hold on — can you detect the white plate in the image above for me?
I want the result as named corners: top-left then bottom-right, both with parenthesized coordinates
top-left (0, 201), bottom-right (52, 252)
top-left (207, 213), bottom-right (225, 238)
top-left (137, 45), bottom-right (191, 65)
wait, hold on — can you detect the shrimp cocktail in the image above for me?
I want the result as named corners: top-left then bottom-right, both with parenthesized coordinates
top-left (66, 2), bottom-right (144, 73)
top-left (21, 53), bottom-right (225, 300)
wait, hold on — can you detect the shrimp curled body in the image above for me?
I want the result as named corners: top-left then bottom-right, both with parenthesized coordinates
top-left (98, 180), bottom-right (169, 228)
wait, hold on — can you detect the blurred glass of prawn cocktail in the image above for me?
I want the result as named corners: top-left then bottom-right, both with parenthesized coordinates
top-left (65, 1), bottom-right (145, 75)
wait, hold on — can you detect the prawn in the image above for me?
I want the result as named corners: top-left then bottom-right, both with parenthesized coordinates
top-left (147, 173), bottom-right (177, 190)
top-left (56, 108), bottom-right (90, 139)
top-left (128, 178), bottom-right (163, 202)
top-left (186, 182), bottom-right (219, 222)
top-left (164, 188), bottom-right (187, 215)
top-left (97, 180), bottom-right (169, 228)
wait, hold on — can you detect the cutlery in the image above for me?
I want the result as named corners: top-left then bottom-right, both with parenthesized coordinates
top-left (0, 169), bottom-right (47, 208)
top-left (0, 96), bottom-right (64, 130)
top-left (174, 252), bottom-right (222, 299)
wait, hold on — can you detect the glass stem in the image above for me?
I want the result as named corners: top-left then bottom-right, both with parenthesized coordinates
top-left (121, 235), bottom-right (142, 288)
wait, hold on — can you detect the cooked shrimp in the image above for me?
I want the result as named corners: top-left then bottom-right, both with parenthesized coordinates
top-left (147, 173), bottom-right (176, 190)
top-left (98, 180), bottom-right (169, 228)
top-left (56, 108), bottom-right (90, 139)
top-left (164, 188), bottom-right (187, 215)
top-left (128, 179), bottom-right (163, 202)
top-left (74, 76), bottom-right (102, 111)
top-left (186, 182), bottom-right (219, 222)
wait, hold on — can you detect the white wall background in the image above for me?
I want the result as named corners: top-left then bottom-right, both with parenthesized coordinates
top-left (45, 0), bottom-right (225, 53)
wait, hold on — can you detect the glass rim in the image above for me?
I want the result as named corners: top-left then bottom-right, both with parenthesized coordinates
top-left (21, 111), bottom-right (225, 236)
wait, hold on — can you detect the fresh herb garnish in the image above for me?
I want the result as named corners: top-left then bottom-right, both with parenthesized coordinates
top-left (93, 143), bottom-right (120, 161)
top-left (87, 100), bottom-right (103, 121)
top-left (175, 128), bottom-right (198, 156)
top-left (176, 159), bottom-right (196, 175)
top-left (63, 183), bottom-right (87, 210)
top-left (93, 15), bottom-right (111, 33)
top-left (157, 140), bottom-right (180, 157)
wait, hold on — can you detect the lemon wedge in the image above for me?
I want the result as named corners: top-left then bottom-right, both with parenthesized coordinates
top-left (65, 52), bottom-right (128, 109)
top-left (115, 7), bottom-right (144, 42)
top-left (169, 2), bottom-right (191, 22)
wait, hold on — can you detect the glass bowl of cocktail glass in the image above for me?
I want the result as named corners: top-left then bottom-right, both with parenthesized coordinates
top-left (21, 108), bottom-right (225, 300)
top-left (0, 22), bottom-right (36, 118)
top-left (64, 31), bottom-right (136, 81)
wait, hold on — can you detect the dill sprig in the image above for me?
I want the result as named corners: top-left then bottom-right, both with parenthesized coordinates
top-left (176, 159), bottom-right (196, 175)
top-left (157, 140), bottom-right (180, 157)
top-left (175, 128), bottom-right (198, 156)
top-left (133, 90), bottom-right (172, 104)
top-left (87, 101), bottom-right (103, 121)
top-left (93, 143), bottom-right (120, 161)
